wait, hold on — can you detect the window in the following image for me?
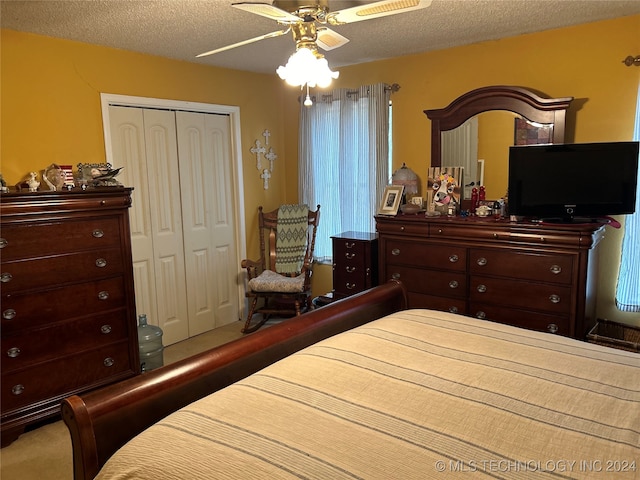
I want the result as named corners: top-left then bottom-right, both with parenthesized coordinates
top-left (615, 84), bottom-right (640, 312)
top-left (299, 83), bottom-right (392, 260)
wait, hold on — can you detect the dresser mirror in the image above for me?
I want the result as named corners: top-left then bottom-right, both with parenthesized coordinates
top-left (424, 86), bottom-right (573, 202)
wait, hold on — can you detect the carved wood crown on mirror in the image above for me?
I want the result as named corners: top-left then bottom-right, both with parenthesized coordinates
top-left (424, 86), bottom-right (574, 203)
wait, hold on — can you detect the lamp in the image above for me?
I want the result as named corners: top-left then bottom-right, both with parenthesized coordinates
top-left (391, 163), bottom-right (418, 204)
top-left (277, 46), bottom-right (339, 88)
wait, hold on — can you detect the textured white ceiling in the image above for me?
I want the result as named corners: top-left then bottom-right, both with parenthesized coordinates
top-left (2, 0), bottom-right (639, 75)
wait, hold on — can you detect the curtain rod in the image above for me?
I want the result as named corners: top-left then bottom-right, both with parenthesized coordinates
top-left (298, 83), bottom-right (400, 104)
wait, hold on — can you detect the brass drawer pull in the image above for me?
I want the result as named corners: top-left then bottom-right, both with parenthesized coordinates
top-left (345, 242), bottom-right (355, 249)
top-left (1, 272), bottom-right (13, 283)
top-left (547, 323), bottom-right (559, 334)
top-left (345, 266), bottom-right (356, 273)
top-left (391, 273), bottom-right (400, 280)
top-left (7, 347), bottom-right (21, 358)
top-left (346, 283), bottom-right (356, 290)
top-left (476, 257), bottom-right (487, 266)
top-left (549, 294), bottom-right (561, 304)
top-left (98, 290), bottom-right (110, 300)
top-left (92, 229), bottom-right (104, 238)
top-left (101, 324), bottom-right (113, 334)
top-left (400, 226), bottom-right (405, 231)
top-left (103, 357), bottom-right (115, 367)
top-left (550, 265), bottom-right (562, 274)
top-left (12, 384), bottom-right (25, 395)
top-left (477, 284), bottom-right (487, 293)
top-left (391, 248), bottom-right (400, 256)
top-left (448, 254), bottom-right (458, 263)
top-left (3, 309), bottom-right (16, 320)
top-left (96, 258), bottom-right (107, 268)
top-left (475, 311), bottom-right (487, 319)
top-left (448, 306), bottom-right (458, 314)
top-left (449, 280), bottom-right (459, 289)
top-left (0, 238), bottom-right (7, 248)
top-left (345, 252), bottom-right (356, 260)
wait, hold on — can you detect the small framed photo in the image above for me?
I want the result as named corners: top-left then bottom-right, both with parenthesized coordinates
top-left (378, 185), bottom-right (404, 216)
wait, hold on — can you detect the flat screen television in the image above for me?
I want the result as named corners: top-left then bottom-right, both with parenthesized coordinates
top-left (508, 141), bottom-right (639, 223)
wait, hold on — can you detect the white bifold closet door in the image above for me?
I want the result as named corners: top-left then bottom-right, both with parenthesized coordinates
top-left (108, 106), bottom-right (239, 345)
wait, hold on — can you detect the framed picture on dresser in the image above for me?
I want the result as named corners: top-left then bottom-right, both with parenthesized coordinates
top-left (378, 185), bottom-right (404, 216)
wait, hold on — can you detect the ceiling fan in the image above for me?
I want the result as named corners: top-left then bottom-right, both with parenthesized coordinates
top-left (196, 1), bottom-right (432, 58)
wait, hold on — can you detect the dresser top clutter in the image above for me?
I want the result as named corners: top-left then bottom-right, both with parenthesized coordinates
top-left (1, 188), bottom-right (139, 447)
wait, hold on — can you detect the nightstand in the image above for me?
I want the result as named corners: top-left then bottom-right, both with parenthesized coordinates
top-left (331, 231), bottom-right (378, 300)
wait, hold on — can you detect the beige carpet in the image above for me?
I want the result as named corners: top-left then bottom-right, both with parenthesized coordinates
top-left (0, 320), bottom-right (247, 480)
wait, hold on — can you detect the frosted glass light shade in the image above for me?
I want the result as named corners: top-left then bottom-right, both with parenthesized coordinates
top-left (276, 47), bottom-right (339, 88)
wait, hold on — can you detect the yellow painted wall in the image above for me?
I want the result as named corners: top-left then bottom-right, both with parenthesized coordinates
top-left (3, 15), bottom-right (640, 325)
top-left (289, 15), bottom-right (640, 325)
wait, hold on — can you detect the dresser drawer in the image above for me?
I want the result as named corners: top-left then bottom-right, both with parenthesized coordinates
top-left (469, 276), bottom-right (572, 314)
top-left (2, 310), bottom-right (129, 373)
top-left (0, 217), bottom-right (122, 261)
top-left (1, 341), bottom-right (134, 412)
top-left (2, 277), bottom-right (128, 331)
top-left (1, 247), bottom-right (124, 293)
top-left (468, 302), bottom-right (570, 335)
top-left (376, 219), bottom-right (429, 236)
top-left (384, 240), bottom-right (466, 271)
top-left (408, 292), bottom-right (467, 315)
top-left (387, 265), bottom-right (466, 298)
top-left (469, 249), bottom-right (574, 284)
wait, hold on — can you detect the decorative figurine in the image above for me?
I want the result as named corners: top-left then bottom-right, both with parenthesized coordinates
top-left (27, 171), bottom-right (40, 192)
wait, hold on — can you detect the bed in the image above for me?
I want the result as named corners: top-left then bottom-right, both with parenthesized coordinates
top-left (62, 281), bottom-right (639, 480)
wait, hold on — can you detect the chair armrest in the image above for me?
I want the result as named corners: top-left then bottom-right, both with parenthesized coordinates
top-left (241, 258), bottom-right (263, 280)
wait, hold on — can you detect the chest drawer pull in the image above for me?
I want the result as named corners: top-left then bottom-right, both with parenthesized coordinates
top-left (476, 257), bottom-right (487, 266)
top-left (550, 265), bottom-right (562, 274)
top-left (346, 283), bottom-right (356, 290)
top-left (12, 384), bottom-right (25, 395)
top-left (391, 248), bottom-right (400, 256)
top-left (449, 254), bottom-right (459, 263)
top-left (98, 290), bottom-right (110, 300)
top-left (547, 323), bottom-right (559, 334)
top-left (1, 272), bottom-right (13, 283)
top-left (101, 324), bottom-right (113, 334)
top-left (92, 229), bottom-right (105, 238)
top-left (449, 280), bottom-right (459, 289)
top-left (345, 252), bottom-right (356, 260)
top-left (96, 258), bottom-right (107, 268)
top-left (549, 294), bottom-right (561, 304)
top-left (3, 309), bottom-right (16, 320)
top-left (345, 266), bottom-right (356, 273)
top-left (476, 284), bottom-right (487, 293)
top-left (448, 306), bottom-right (459, 314)
top-left (103, 357), bottom-right (115, 367)
top-left (7, 347), bottom-right (21, 358)
top-left (391, 273), bottom-right (401, 280)
top-left (0, 238), bottom-right (7, 248)
top-left (345, 242), bottom-right (355, 249)
top-left (475, 311), bottom-right (487, 319)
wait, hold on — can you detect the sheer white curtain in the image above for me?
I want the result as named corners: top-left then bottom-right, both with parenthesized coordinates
top-left (299, 83), bottom-right (391, 260)
top-left (615, 83), bottom-right (640, 312)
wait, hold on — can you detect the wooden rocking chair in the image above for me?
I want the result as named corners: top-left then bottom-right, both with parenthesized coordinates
top-left (241, 204), bottom-right (321, 333)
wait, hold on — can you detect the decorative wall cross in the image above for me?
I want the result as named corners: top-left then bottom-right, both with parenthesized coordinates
top-left (260, 169), bottom-right (271, 190)
top-left (250, 140), bottom-right (266, 170)
top-left (265, 147), bottom-right (278, 172)
top-left (262, 129), bottom-right (271, 146)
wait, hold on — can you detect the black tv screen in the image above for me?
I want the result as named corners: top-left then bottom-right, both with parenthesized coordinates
top-left (508, 141), bottom-right (639, 222)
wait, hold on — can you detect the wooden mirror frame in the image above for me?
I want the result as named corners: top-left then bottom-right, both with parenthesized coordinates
top-left (424, 85), bottom-right (574, 168)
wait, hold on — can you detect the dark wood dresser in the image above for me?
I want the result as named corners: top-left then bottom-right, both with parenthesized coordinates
top-left (331, 231), bottom-right (378, 300)
top-left (1, 188), bottom-right (140, 446)
top-left (375, 215), bottom-right (605, 339)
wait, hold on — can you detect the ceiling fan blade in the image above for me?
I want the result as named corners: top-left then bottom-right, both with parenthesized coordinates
top-left (328, 0), bottom-right (432, 25)
top-left (196, 29), bottom-right (289, 58)
top-left (316, 27), bottom-right (349, 51)
top-left (232, 2), bottom-right (302, 23)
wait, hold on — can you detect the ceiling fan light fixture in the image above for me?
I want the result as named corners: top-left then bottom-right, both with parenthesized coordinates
top-left (276, 46), bottom-right (339, 88)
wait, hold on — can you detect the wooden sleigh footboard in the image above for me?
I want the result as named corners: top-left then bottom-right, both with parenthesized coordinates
top-left (62, 281), bottom-right (408, 480)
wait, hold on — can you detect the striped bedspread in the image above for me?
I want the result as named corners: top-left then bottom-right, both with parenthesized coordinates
top-left (97, 310), bottom-right (639, 479)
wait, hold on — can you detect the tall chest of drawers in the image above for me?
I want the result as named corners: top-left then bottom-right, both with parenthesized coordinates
top-left (1, 189), bottom-right (140, 446)
top-left (331, 232), bottom-right (378, 300)
top-left (376, 215), bottom-right (605, 339)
